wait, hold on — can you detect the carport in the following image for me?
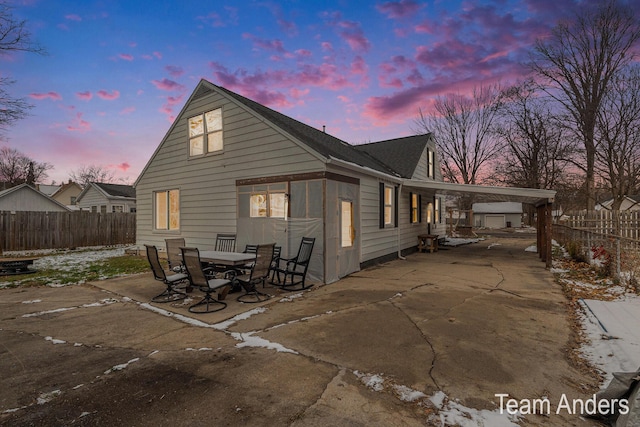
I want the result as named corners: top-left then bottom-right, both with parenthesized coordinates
top-left (403, 179), bottom-right (556, 267)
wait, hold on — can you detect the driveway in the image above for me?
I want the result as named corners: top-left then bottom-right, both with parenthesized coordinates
top-left (0, 233), bottom-right (602, 426)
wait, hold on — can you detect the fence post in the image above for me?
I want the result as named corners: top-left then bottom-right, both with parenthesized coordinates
top-left (616, 237), bottom-right (621, 281)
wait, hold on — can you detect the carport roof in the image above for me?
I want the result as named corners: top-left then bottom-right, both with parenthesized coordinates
top-left (404, 179), bottom-right (555, 206)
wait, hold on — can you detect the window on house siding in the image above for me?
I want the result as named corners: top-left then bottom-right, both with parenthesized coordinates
top-left (155, 189), bottom-right (180, 230)
top-left (428, 149), bottom-right (434, 178)
top-left (188, 108), bottom-right (223, 157)
top-left (410, 192), bottom-right (421, 224)
top-left (238, 183), bottom-right (287, 218)
top-left (112, 205), bottom-right (124, 213)
top-left (341, 200), bottom-right (354, 247)
top-left (100, 205), bottom-right (107, 214)
top-left (435, 197), bottom-right (440, 223)
top-left (379, 183), bottom-right (397, 228)
top-left (70, 196), bottom-right (77, 205)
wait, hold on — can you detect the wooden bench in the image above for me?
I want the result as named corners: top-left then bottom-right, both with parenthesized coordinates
top-left (0, 258), bottom-right (39, 276)
top-left (417, 234), bottom-right (439, 253)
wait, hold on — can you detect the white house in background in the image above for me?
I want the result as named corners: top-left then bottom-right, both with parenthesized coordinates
top-left (0, 184), bottom-right (70, 212)
top-left (595, 195), bottom-right (640, 212)
top-left (76, 182), bottom-right (136, 213)
top-left (472, 202), bottom-right (523, 228)
top-left (51, 181), bottom-right (83, 210)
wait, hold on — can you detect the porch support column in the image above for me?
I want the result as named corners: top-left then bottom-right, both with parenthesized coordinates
top-left (545, 201), bottom-right (553, 268)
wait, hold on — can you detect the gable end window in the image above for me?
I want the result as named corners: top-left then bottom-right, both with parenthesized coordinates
top-left (188, 108), bottom-right (223, 157)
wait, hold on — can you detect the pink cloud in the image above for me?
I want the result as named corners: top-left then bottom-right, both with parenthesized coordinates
top-left (376, 0), bottom-right (422, 19)
top-left (337, 21), bottom-right (370, 52)
top-left (151, 78), bottom-right (186, 92)
top-left (117, 162), bottom-right (130, 171)
top-left (165, 65), bottom-right (184, 78)
top-left (243, 33), bottom-right (287, 54)
top-left (65, 14), bottom-right (82, 21)
top-left (295, 49), bottom-right (312, 57)
top-left (153, 51), bottom-right (162, 59)
top-left (96, 90), bottom-right (120, 100)
top-left (321, 42), bottom-right (333, 51)
top-left (75, 91), bottom-right (92, 101)
top-left (67, 112), bottom-right (91, 132)
top-left (120, 106), bottom-right (135, 115)
top-left (159, 94), bottom-right (186, 122)
top-left (119, 53), bottom-right (134, 61)
top-left (29, 92), bottom-right (62, 101)
top-left (196, 12), bottom-right (224, 27)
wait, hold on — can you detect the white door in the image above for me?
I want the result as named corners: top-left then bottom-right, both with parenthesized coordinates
top-left (339, 199), bottom-right (358, 278)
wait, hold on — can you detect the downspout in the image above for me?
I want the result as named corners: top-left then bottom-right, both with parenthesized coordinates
top-left (397, 183), bottom-right (406, 260)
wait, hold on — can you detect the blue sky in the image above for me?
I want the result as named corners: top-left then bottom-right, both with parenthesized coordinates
top-left (2, 0), bottom-right (631, 184)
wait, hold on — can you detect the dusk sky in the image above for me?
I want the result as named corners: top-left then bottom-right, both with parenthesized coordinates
top-left (3, 0), bottom-right (635, 185)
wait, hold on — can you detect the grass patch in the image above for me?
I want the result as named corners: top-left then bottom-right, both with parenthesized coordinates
top-left (0, 253), bottom-right (150, 289)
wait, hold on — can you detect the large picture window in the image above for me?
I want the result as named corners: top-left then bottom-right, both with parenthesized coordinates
top-left (188, 108), bottom-right (223, 156)
top-left (155, 189), bottom-right (180, 230)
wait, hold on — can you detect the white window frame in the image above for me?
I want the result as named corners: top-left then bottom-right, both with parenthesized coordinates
top-left (154, 189), bottom-right (180, 231)
top-left (384, 185), bottom-right (394, 226)
top-left (188, 108), bottom-right (223, 157)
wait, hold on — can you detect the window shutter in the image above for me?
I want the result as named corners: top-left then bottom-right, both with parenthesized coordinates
top-left (419, 194), bottom-right (422, 223)
top-left (379, 182), bottom-right (385, 229)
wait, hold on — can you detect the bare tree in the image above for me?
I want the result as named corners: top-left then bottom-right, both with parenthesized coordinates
top-left (0, 1), bottom-right (46, 132)
top-left (0, 146), bottom-right (52, 186)
top-left (413, 84), bottom-right (503, 185)
top-left (491, 81), bottom-right (575, 190)
top-left (530, 0), bottom-right (640, 210)
top-left (595, 65), bottom-right (640, 212)
top-left (69, 164), bottom-right (116, 187)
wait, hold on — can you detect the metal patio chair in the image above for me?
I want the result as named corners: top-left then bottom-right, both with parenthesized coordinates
top-left (272, 237), bottom-right (315, 291)
top-left (165, 238), bottom-right (186, 272)
top-left (145, 244), bottom-right (187, 303)
top-left (181, 247), bottom-right (235, 313)
top-left (215, 233), bottom-right (236, 252)
top-left (237, 243), bottom-right (275, 303)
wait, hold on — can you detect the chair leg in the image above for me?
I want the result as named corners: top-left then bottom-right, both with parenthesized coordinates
top-left (152, 285), bottom-right (186, 303)
top-left (188, 291), bottom-right (227, 313)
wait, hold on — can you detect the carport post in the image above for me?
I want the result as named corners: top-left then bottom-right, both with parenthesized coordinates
top-left (545, 201), bottom-right (552, 268)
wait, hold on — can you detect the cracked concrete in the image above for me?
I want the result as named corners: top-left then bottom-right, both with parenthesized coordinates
top-left (1, 232), bottom-right (603, 426)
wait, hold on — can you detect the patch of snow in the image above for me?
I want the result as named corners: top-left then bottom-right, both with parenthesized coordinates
top-left (212, 307), bottom-right (267, 330)
top-left (104, 357), bottom-right (139, 374)
top-left (353, 371), bottom-right (385, 392)
top-left (279, 293), bottom-right (303, 302)
top-left (230, 331), bottom-right (298, 354)
top-left (394, 384), bottom-right (426, 402)
top-left (441, 399), bottom-right (522, 427)
top-left (487, 243), bottom-right (502, 249)
top-left (22, 299), bottom-right (41, 304)
top-left (45, 336), bottom-right (66, 345)
top-left (524, 245), bottom-right (537, 253)
top-left (37, 390), bottom-right (61, 405)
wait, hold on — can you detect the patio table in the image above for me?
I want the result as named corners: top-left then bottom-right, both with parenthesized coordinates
top-left (0, 257), bottom-right (39, 276)
top-left (198, 251), bottom-right (256, 266)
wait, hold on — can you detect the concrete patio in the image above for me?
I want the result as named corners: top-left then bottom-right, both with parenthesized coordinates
top-left (0, 232), bottom-right (603, 426)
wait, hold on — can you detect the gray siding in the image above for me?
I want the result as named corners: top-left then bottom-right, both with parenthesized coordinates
top-left (136, 90), bottom-right (324, 250)
top-left (0, 188), bottom-right (68, 212)
top-left (77, 187), bottom-right (135, 213)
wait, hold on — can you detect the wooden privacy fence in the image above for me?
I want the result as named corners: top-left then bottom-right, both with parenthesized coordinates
top-left (555, 210), bottom-right (640, 285)
top-left (0, 211), bottom-right (136, 252)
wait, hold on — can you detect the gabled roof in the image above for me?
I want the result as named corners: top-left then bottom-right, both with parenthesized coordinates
top-left (51, 181), bottom-right (82, 197)
top-left (77, 182), bottom-right (136, 202)
top-left (212, 83), bottom-right (400, 177)
top-left (0, 183), bottom-right (71, 211)
top-left (354, 135), bottom-right (430, 179)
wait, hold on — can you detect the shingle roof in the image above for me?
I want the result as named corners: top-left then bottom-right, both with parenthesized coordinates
top-left (93, 182), bottom-right (136, 198)
top-left (213, 83), bottom-right (401, 177)
top-left (354, 135), bottom-right (430, 179)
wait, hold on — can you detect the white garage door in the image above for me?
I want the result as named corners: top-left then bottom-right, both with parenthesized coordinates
top-left (485, 215), bottom-right (505, 228)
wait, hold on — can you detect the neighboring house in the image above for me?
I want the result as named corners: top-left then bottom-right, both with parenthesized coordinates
top-left (135, 79), bottom-right (447, 284)
top-left (76, 182), bottom-right (136, 213)
top-left (51, 181), bottom-right (83, 210)
top-left (36, 184), bottom-right (61, 196)
top-left (0, 183), bottom-right (71, 212)
top-left (595, 195), bottom-right (640, 212)
top-left (472, 202), bottom-right (523, 228)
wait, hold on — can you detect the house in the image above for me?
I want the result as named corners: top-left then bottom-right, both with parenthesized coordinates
top-left (0, 183), bottom-right (71, 212)
top-left (76, 182), bottom-right (136, 213)
top-left (472, 202), bottom-right (523, 228)
top-left (51, 181), bottom-right (83, 210)
top-left (135, 79), bottom-right (447, 284)
top-left (36, 184), bottom-right (61, 197)
top-left (595, 195), bottom-right (640, 212)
